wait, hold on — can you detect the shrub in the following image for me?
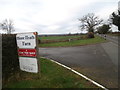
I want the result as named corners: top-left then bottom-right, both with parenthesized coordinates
top-left (2, 34), bottom-right (19, 84)
top-left (38, 39), bottom-right (41, 44)
top-left (87, 32), bottom-right (94, 38)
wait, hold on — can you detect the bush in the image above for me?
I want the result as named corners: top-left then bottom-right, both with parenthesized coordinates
top-left (2, 34), bottom-right (19, 84)
top-left (38, 39), bottom-right (41, 44)
top-left (87, 32), bottom-right (94, 38)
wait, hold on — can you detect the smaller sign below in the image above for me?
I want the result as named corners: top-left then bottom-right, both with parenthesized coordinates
top-left (19, 57), bottom-right (38, 73)
top-left (18, 49), bottom-right (36, 57)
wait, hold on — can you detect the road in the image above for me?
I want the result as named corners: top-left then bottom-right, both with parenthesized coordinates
top-left (98, 34), bottom-right (119, 46)
top-left (39, 39), bottom-right (118, 88)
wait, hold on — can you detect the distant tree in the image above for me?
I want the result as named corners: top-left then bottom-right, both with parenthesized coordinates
top-left (0, 19), bottom-right (15, 34)
top-left (97, 24), bottom-right (111, 34)
top-left (78, 13), bottom-right (103, 33)
top-left (110, 10), bottom-right (120, 31)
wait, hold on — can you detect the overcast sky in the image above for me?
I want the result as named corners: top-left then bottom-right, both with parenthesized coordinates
top-left (0, 0), bottom-right (119, 34)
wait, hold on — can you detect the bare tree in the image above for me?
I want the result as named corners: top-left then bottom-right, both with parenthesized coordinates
top-left (0, 19), bottom-right (15, 34)
top-left (78, 13), bottom-right (103, 33)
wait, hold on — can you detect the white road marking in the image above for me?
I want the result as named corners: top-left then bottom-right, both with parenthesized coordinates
top-left (41, 57), bottom-right (108, 90)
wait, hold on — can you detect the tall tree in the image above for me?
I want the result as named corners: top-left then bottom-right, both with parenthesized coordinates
top-left (0, 19), bottom-right (15, 34)
top-left (110, 10), bottom-right (120, 31)
top-left (97, 24), bottom-right (111, 34)
top-left (78, 13), bottom-right (103, 33)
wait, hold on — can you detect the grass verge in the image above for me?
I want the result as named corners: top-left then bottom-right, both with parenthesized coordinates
top-left (39, 35), bottom-right (107, 47)
top-left (3, 58), bottom-right (99, 88)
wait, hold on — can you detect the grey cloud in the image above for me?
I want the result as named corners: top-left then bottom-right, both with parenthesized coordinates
top-left (1, 0), bottom-right (118, 34)
top-left (32, 24), bottom-right (48, 32)
top-left (75, 1), bottom-right (118, 19)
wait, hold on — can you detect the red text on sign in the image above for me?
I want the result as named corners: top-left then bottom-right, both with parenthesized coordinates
top-left (18, 49), bottom-right (36, 57)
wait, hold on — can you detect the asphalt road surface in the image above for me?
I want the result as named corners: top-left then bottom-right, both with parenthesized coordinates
top-left (98, 34), bottom-right (119, 46)
top-left (39, 41), bottom-right (118, 88)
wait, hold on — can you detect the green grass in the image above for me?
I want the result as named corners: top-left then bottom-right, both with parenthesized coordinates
top-left (3, 58), bottom-right (98, 88)
top-left (39, 35), bottom-right (85, 40)
top-left (39, 35), bottom-right (107, 47)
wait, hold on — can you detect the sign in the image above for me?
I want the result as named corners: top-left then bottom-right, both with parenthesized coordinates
top-left (19, 57), bottom-right (38, 73)
top-left (16, 32), bottom-right (39, 73)
top-left (18, 49), bottom-right (36, 57)
top-left (16, 33), bottom-right (36, 49)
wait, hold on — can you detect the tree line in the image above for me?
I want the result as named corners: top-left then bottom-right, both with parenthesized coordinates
top-left (78, 10), bottom-right (119, 35)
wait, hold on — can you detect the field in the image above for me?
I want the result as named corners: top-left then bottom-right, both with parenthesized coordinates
top-left (3, 58), bottom-right (99, 88)
top-left (39, 35), bottom-right (107, 47)
top-left (39, 35), bottom-right (84, 40)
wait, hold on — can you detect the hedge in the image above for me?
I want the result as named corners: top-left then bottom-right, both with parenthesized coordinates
top-left (39, 36), bottom-right (88, 44)
top-left (2, 34), bottom-right (19, 84)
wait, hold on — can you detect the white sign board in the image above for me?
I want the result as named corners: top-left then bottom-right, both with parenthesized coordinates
top-left (19, 57), bottom-right (38, 73)
top-left (16, 33), bottom-right (36, 49)
top-left (16, 32), bottom-right (39, 73)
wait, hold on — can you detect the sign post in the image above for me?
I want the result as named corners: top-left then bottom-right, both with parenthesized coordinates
top-left (16, 32), bottom-right (39, 73)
